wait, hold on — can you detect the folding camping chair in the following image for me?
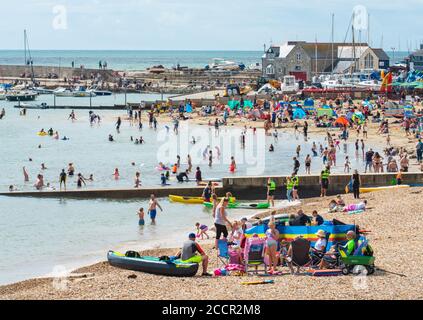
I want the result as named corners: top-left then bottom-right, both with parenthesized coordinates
top-left (217, 239), bottom-right (229, 268)
top-left (243, 236), bottom-right (267, 274)
top-left (288, 237), bottom-right (312, 274)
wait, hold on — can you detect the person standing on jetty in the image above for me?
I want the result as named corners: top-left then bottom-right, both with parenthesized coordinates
top-left (320, 165), bottom-right (330, 197)
top-left (267, 177), bottom-right (276, 207)
top-left (148, 194), bottom-right (163, 224)
top-left (59, 169), bottom-right (67, 190)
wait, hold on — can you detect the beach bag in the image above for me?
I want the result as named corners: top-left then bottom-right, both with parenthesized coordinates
top-left (125, 251), bottom-right (141, 258)
top-left (362, 244), bottom-right (374, 257)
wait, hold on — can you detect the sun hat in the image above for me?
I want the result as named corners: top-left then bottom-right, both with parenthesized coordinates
top-left (316, 230), bottom-right (326, 238)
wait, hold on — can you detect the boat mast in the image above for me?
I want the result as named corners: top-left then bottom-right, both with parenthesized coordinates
top-left (24, 30), bottom-right (35, 85)
top-left (331, 13), bottom-right (334, 74)
top-left (315, 35), bottom-right (318, 76)
top-left (24, 29), bottom-right (27, 65)
top-left (351, 12), bottom-right (356, 75)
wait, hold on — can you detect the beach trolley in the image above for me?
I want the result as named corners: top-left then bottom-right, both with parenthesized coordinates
top-left (107, 251), bottom-right (199, 277)
top-left (339, 237), bottom-right (375, 275)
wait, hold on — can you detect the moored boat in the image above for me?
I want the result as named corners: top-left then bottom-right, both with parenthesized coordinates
top-left (5, 90), bottom-right (38, 101)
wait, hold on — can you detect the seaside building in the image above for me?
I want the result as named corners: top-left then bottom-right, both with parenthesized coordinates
top-left (262, 41), bottom-right (389, 81)
top-left (408, 44), bottom-right (423, 71)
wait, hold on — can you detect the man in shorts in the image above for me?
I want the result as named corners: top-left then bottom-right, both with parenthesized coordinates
top-left (148, 194), bottom-right (163, 224)
top-left (176, 233), bottom-right (211, 276)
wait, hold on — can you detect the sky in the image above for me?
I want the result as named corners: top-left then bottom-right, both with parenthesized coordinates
top-left (0, 0), bottom-right (422, 51)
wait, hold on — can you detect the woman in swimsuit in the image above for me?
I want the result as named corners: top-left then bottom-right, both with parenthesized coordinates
top-left (265, 222), bottom-right (280, 274)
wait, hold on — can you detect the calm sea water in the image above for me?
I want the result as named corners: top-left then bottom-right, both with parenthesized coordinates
top-left (0, 50), bottom-right (409, 71)
top-left (0, 92), bottom-right (381, 286)
top-left (0, 50), bottom-right (263, 71)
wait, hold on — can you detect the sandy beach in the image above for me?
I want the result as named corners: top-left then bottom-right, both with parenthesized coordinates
top-left (1, 186), bottom-right (422, 300)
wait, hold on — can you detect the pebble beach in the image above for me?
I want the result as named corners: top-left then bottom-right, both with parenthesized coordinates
top-left (1, 187), bottom-right (422, 300)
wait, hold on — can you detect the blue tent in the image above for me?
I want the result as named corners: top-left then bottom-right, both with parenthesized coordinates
top-left (185, 104), bottom-right (192, 113)
top-left (293, 108), bottom-right (306, 119)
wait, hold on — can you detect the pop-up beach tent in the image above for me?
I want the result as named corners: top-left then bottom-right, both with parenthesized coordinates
top-left (335, 116), bottom-right (349, 126)
top-left (228, 100), bottom-right (240, 110)
top-left (293, 108), bottom-right (306, 119)
top-left (243, 100), bottom-right (253, 108)
top-left (245, 221), bottom-right (355, 248)
top-left (352, 111), bottom-right (365, 124)
top-left (317, 107), bottom-right (336, 117)
top-left (185, 103), bottom-right (192, 113)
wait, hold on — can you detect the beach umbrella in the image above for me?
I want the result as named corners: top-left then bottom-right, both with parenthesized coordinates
top-left (304, 98), bottom-right (314, 107)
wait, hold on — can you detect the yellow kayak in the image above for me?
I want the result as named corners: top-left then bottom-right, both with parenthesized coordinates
top-left (360, 185), bottom-right (410, 194)
top-left (169, 195), bottom-right (236, 204)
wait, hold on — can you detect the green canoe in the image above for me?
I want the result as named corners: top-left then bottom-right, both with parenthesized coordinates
top-left (203, 202), bottom-right (270, 209)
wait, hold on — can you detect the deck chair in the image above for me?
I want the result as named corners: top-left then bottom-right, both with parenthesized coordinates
top-left (289, 237), bottom-right (312, 274)
top-left (217, 239), bottom-right (229, 267)
top-left (243, 236), bottom-right (267, 274)
top-left (310, 232), bottom-right (331, 267)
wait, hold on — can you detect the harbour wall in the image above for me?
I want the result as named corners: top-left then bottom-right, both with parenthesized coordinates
top-left (1, 173), bottom-right (422, 200)
top-left (0, 65), bottom-right (114, 81)
top-left (221, 172), bottom-right (423, 199)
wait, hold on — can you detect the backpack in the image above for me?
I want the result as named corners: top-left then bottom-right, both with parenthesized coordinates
top-left (125, 250), bottom-right (141, 258)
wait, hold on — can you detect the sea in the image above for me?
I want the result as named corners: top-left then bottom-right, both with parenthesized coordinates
top-left (0, 50), bottom-right (410, 71)
top-left (0, 49), bottom-right (392, 286)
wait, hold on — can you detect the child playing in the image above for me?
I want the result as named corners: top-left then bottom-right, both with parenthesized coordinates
top-left (195, 222), bottom-right (209, 240)
top-left (137, 208), bottom-right (145, 226)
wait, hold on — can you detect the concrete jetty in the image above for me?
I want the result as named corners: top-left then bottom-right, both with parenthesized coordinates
top-left (1, 173), bottom-right (422, 200)
top-left (1, 186), bottom-right (213, 200)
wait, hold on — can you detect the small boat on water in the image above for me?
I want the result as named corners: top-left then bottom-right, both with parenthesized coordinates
top-left (5, 90), bottom-right (38, 101)
top-left (14, 102), bottom-right (49, 109)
